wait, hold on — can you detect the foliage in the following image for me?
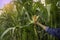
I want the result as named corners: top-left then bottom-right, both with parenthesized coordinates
top-left (0, 0), bottom-right (60, 40)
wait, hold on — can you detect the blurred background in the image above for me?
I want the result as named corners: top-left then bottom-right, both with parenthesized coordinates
top-left (0, 0), bottom-right (60, 40)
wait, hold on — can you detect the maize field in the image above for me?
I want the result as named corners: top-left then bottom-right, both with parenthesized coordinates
top-left (0, 0), bottom-right (60, 40)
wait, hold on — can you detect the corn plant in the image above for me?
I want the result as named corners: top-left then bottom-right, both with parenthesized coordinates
top-left (0, 0), bottom-right (60, 40)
